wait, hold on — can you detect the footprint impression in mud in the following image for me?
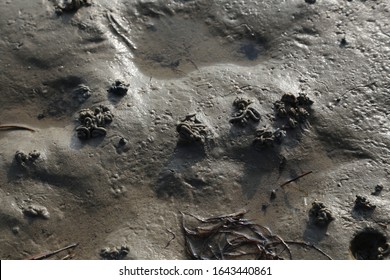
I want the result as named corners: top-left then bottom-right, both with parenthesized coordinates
top-left (107, 1), bottom-right (274, 78)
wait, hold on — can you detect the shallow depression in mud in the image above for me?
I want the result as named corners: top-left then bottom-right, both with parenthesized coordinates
top-left (135, 16), bottom-right (265, 76)
top-left (126, 15), bottom-right (269, 78)
top-left (350, 228), bottom-right (388, 260)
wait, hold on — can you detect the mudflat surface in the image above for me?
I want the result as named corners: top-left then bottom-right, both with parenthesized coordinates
top-left (0, 0), bottom-right (389, 260)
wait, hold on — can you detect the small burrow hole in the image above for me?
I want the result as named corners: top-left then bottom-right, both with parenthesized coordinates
top-left (350, 228), bottom-right (387, 260)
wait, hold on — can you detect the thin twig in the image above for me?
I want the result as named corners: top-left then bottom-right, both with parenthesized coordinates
top-left (0, 125), bottom-right (35, 132)
top-left (164, 229), bottom-right (176, 248)
top-left (26, 243), bottom-right (79, 260)
top-left (186, 58), bottom-right (199, 71)
top-left (280, 171), bottom-right (313, 187)
top-left (284, 240), bottom-right (333, 260)
top-left (61, 253), bottom-right (75, 260)
top-left (272, 234), bottom-right (293, 260)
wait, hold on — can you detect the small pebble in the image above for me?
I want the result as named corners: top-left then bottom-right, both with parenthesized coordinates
top-left (119, 138), bottom-right (128, 146)
top-left (371, 184), bottom-right (384, 195)
top-left (37, 113), bottom-right (45, 120)
top-left (340, 38), bottom-right (348, 47)
top-left (270, 190), bottom-right (277, 200)
top-left (12, 226), bottom-right (20, 234)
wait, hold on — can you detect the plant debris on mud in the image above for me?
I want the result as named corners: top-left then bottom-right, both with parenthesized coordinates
top-left (181, 210), bottom-right (332, 260)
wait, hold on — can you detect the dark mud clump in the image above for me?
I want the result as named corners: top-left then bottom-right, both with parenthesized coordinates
top-left (22, 204), bottom-right (50, 219)
top-left (73, 84), bottom-right (92, 103)
top-left (15, 150), bottom-right (41, 167)
top-left (55, 0), bottom-right (92, 15)
top-left (108, 80), bottom-right (129, 97)
top-left (253, 127), bottom-right (285, 150)
top-left (100, 245), bottom-right (129, 260)
top-left (350, 228), bottom-right (389, 260)
top-left (354, 195), bottom-right (376, 211)
top-left (115, 137), bottom-right (130, 154)
top-left (309, 201), bottom-right (334, 227)
top-left (371, 184), bottom-right (384, 196)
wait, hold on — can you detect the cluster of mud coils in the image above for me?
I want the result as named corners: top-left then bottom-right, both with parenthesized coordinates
top-left (76, 105), bottom-right (113, 140)
top-left (176, 93), bottom-right (313, 148)
top-left (75, 89), bottom-right (313, 145)
top-left (75, 80), bottom-right (129, 140)
top-left (309, 201), bottom-right (335, 227)
top-left (14, 150), bottom-right (41, 167)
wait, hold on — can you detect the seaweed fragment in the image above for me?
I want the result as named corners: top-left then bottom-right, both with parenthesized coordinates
top-left (181, 210), bottom-right (291, 260)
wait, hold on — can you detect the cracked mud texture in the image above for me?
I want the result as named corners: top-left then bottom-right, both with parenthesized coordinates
top-left (0, 0), bottom-right (389, 259)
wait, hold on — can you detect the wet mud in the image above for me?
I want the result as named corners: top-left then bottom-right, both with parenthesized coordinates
top-left (0, 0), bottom-right (389, 259)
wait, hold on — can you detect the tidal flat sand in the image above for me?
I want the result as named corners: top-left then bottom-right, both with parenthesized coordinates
top-left (0, 0), bottom-right (389, 259)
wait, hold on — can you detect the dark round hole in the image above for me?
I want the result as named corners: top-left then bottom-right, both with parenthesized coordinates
top-left (350, 228), bottom-right (387, 260)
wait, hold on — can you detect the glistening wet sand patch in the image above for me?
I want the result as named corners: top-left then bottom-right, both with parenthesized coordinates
top-left (130, 16), bottom-right (269, 78)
